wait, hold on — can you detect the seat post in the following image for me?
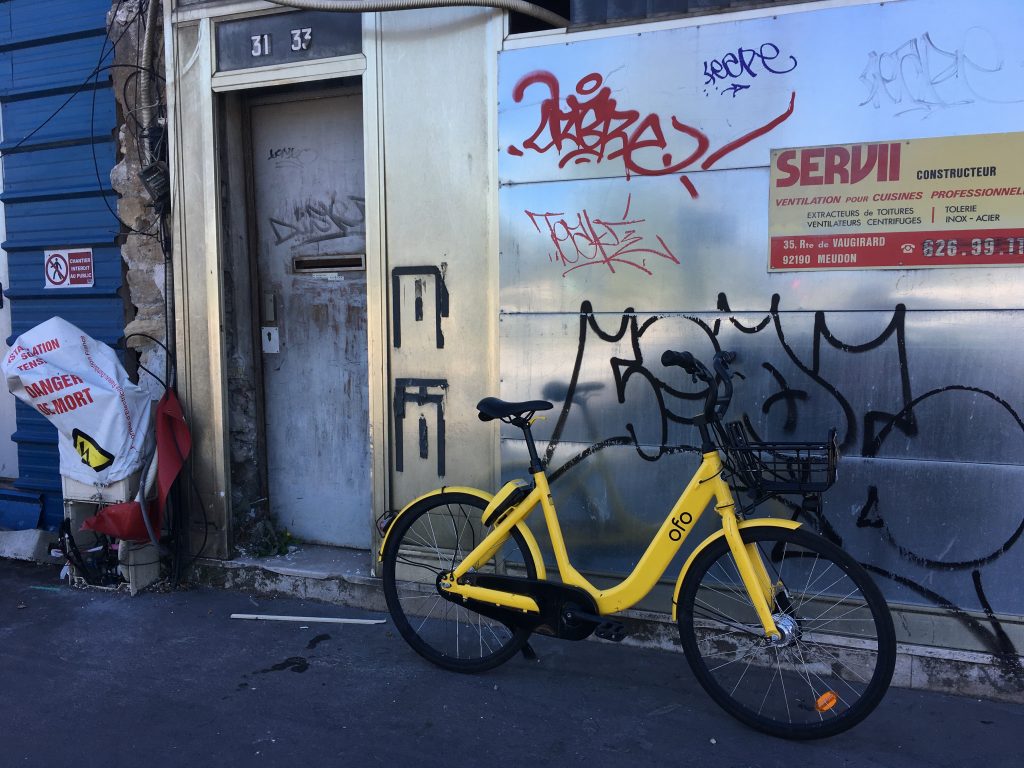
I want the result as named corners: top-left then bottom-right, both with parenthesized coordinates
top-left (520, 421), bottom-right (545, 474)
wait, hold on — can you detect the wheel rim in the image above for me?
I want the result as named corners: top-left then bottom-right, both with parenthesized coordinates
top-left (681, 529), bottom-right (894, 736)
top-left (384, 496), bottom-right (533, 668)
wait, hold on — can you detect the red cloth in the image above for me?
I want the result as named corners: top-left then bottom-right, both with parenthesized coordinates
top-left (81, 389), bottom-right (192, 542)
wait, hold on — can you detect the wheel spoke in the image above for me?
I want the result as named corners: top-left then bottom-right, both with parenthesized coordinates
top-left (394, 554), bottom-right (443, 576)
top-left (794, 639), bottom-right (872, 687)
top-left (412, 593), bottom-right (445, 635)
top-left (801, 590), bottom-right (864, 627)
top-left (706, 640), bottom-right (768, 672)
top-left (774, 646), bottom-right (792, 723)
top-left (758, 659), bottom-right (782, 716)
top-left (692, 602), bottom-right (765, 638)
top-left (728, 650), bottom-right (758, 697)
top-left (790, 642), bottom-right (826, 722)
top-left (402, 526), bottom-right (444, 556)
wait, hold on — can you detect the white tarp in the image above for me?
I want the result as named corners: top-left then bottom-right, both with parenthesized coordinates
top-left (3, 317), bottom-right (152, 484)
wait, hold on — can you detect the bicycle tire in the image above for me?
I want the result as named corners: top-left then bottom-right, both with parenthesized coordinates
top-left (382, 491), bottom-right (537, 673)
top-left (677, 526), bottom-right (895, 739)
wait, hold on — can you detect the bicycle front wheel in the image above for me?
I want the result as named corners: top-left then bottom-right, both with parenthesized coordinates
top-left (677, 526), bottom-right (895, 739)
top-left (381, 492), bottom-right (537, 673)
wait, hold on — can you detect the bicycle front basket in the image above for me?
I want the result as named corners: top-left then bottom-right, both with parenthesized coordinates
top-left (723, 423), bottom-right (838, 495)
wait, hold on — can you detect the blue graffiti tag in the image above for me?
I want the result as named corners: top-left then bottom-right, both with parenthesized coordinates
top-left (703, 43), bottom-right (798, 96)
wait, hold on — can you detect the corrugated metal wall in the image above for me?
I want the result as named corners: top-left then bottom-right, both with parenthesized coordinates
top-left (0, 0), bottom-right (123, 530)
top-left (497, 0), bottom-right (1024, 669)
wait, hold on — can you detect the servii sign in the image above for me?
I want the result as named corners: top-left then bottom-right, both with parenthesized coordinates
top-left (769, 132), bottom-right (1024, 270)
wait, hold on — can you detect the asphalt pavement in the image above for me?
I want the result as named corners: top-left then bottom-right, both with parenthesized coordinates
top-left (0, 558), bottom-right (1019, 767)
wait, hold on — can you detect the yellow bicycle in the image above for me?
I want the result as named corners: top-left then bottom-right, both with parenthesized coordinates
top-left (380, 349), bottom-right (895, 739)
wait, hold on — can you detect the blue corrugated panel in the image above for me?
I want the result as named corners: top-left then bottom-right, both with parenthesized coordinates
top-left (0, 0), bottom-right (109, 45)
top-left (0, 488), bottom-right (41, 529)
top-left (0, 0), bottom-right (124, 530)
top-left (0, 94), bottom-right (117, 161)
top-left (3, 196), bottom-right (121, 249)
top-left (3, 144), bottom-right (120, 200)
top-left (0, 36), bottom-right (112, 97)
top-left (6, 299), bottom-right (128, 343)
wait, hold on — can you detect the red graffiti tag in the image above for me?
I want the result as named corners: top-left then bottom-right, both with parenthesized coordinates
top-left (525, 194), bottom-right (679, 277)
top-left (507, 70), bottom-right (795, 196)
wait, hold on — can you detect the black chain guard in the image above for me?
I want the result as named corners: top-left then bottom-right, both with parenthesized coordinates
top-left (440, 574), bottom-right (599, 641)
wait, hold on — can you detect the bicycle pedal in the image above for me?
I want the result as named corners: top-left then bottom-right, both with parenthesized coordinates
top-left (594, 621), bottom-right (627, 642)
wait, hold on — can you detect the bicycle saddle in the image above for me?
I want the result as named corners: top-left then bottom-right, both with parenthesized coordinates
top-left (477, 397), bottom-right (553, 422)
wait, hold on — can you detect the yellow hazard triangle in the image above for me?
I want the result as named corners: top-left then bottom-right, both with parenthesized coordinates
top-left (72, 428), bottom-right (115, 471)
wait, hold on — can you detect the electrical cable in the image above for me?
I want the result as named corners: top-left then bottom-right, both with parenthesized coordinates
top-left (125, 331), bottom-right (170, 357)
top-left (124, 332), bottom-right (171, 390)
top-left (92, 2), bottom-right (164, 239)
top-left (122, 68), bottom-right (167, 172)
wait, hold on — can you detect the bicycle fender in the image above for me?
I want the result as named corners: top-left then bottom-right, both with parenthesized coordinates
top-left (377, 486), bottom-right (491, 560)
top-left (670, 519), bottom-right (802, 621)
top-left (377, 486), bottom-right (547, 580)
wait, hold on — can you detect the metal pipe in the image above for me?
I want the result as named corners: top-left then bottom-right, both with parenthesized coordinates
top-left (269, 0), bottom-right (569, 28)
top-left (138, 0), bottom-right (161, 164)
top-left (135, 445), bottom-right (163, 550)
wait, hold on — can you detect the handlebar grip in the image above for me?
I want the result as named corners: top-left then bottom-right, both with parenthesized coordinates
top-left (662, 349), bottom-right (738, 423)
top-left (661, 349), bottom-right (699, 375)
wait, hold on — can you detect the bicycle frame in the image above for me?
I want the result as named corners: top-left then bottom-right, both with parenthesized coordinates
top-left (442, 449), bottom-right (785, 639)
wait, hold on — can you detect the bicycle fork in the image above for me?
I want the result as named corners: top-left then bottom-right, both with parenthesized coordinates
top-left (715, 499), bottom-right (782, 641)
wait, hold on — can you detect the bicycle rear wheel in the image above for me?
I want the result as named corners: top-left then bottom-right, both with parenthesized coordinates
top-left (382, 492), bottom-right (537, 673)
top-left (677, 526), bottom-right (895, 739)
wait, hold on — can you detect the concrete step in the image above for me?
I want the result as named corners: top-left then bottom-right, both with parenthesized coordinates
top-left (191, 543), bottom-right (1024, 704)
top-left (0, 529), bottom-right (52, 561)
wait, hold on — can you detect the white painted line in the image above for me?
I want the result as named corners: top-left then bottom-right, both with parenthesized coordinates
top-left (230, 613), bottom-right (386, 625)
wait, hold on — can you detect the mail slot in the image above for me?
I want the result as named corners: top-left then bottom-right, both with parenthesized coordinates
top-left (292, 254), bottom-right (366, 273)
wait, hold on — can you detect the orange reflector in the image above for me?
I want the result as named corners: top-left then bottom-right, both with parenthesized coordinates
top-left (816, 691), bottom-right (838, 712)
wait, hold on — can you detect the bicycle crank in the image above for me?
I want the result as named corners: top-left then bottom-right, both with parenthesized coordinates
top-left (562, 605), bottom-right (628, 642)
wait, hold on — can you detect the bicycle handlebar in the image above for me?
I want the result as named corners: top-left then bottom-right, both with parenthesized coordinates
top-left (661, 348), bottom-right (737, 423)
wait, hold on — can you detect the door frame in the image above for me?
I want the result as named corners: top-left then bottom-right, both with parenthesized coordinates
top-left (168, 10), bottom-right (388, 556)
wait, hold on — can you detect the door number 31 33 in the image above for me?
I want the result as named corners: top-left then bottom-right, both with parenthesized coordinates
top-left (250, 28), bottom-right (313, 57)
